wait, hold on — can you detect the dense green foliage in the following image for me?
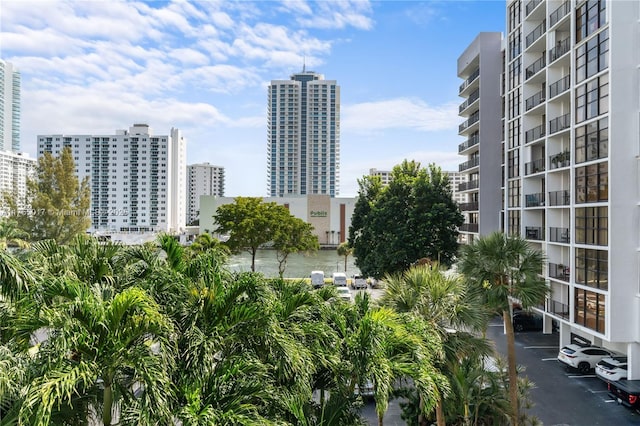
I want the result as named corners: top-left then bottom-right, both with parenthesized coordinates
top-left (213, 197), bottom-right (318, 274)
top-left (348, 160), bottom-right (463, 279)
top-left (4, 147), bottom-right (91, 244)
top-left (458, 232), bottom-right (548, 426)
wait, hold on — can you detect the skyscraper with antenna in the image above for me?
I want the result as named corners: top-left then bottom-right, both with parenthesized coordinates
top-left (267, 68), bottom-right (340, 197)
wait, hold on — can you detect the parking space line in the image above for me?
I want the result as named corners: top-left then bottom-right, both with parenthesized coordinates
top-left (589, 390), bottom-right (609, 394)
top-left (567, 374), bottom-right (597, 378)
top-left (524, 346), bottom-right (558, 349)
top-left (541, 357), bottom-right (557, 361)
top-left (604, 399), bottom-right (616, 403)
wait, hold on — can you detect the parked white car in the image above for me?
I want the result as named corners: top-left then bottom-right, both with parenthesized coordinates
top-left (557, 344), bottom-right (615, 374)
top-left (336, 286), bottom-right (352, 302)
top-left (595, 355), bottom-right (628, 382)
top-left (352, 274), bottom-right (367, 290)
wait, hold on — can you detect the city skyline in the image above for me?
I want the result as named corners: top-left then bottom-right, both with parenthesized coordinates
top-left (1, 0), bottom-right (506, 196)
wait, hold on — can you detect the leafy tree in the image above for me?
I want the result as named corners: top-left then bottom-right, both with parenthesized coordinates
top-left (188, 233), bottom-right (229, 259)
top-left (457, 232), bottom-right (548, 426)
top-left (272, 213), bottom-right (319, 278)
top-left (6, 147), bottom-right (91, 244)
top-left (213, 197), bottom-right (284, 272)
top-left (336, 242), bottom-right (353, 273)
top-left (349, 160), bottom-right (463, 279)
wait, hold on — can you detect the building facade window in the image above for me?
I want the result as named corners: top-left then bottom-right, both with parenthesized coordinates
top-left (574, 288), bottom-right (605, 333)
top-left (575, 117), bottom-right (608, 163)
top-left (508, 0), bottom-right (521, 33)
top-left (508, 88), bottom-right (521, 119)
top-left (508, 118), bottom-right (521, 149)
top-left (575, 74), bottom-right (608, 123)
top-left (575, 162), bottom-right (608, 203)
top-left (508, 179), bottom-right (521, 207)
top-left (576, 29), bottom-right (608, 83)
top-left (508, 210), bottom-right (520, 236)
top-left (576, 0), bottom-right (607, 43)
top-left (508, 57), bottom-right (522, 90)
top-left (508, 30), bottom-right (521, 61)
top-left (575, 206), bottom-right (607, 246)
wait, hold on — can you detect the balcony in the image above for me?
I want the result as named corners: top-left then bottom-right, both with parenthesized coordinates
top-left (549, 2), bottom-right (570, 27)
top-left (525, 54), bottom-right (546, 80)
top-left (549, 113), bottom-right (571, 134)
top-left (525, 158), bottom-right (545, 175)
top-left (549, 300), bottom-right (570, 320)
top-left (548, 190), bottom-right (570, 206)
top-left (525, 192), bottom-right (545, 207)
top-left (549, 37), bottom-right (571, 63)
top-left (458, 134), bottom-right (479, 153)
top-left (525, 0), bottom-right (543, 16)
top-left (549, 227), bottom-right (570, 243)
top-left (525, 19), bottom-right (546, 48)
top-left (459, 202), bottom-right (479, 211)
top-left (549, 151), bottom-right (570, 169)
top-left (459, 157), bottom-right (479, 172)
top-left (459, 68), bottom-right (480, 94)
top-left (459, 89), bottom-right (480, 113)
top-left (459, 223), bottom-right (479, 233)
top-left (459, 111), bottom-right (480, 133)
top-left (549, 262), bottom-right (570, 282)
top-left (525, 226), bottom-right (544, 240)
top-left (458, 180), bottom-right (479, 191)
top-left (525, 89), bottom-right (546, 111)
top-left (525, 124), bottom-right (545, 143)
top-left (549, 74), bottom-right (570, 98)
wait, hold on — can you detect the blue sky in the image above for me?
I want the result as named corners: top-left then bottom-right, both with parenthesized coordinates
top-left (1, 0), bottom-right (505, 197)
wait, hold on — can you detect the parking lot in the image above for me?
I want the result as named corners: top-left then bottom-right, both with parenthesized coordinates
top-left (487, 317), bottom-right (640, 425)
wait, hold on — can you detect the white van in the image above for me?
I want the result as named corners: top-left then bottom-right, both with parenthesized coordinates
top-left (310, 270), bottom-right (325, 288)
top-left (332, 272), bottom-right (348, 287)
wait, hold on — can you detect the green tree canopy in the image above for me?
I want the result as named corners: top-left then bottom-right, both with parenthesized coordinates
top-left (6, 147), bottom-right (90, 244)
top-left (349, 160), bottom-right (463, 279)
top-left (272, 212), bottom-right (319, 278)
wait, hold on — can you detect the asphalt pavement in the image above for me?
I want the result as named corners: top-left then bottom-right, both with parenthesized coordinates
top-left (487, 317), bottom-right (640, 425)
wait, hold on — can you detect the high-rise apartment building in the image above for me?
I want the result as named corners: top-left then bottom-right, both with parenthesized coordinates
top-left (457, 32), bottom-right (505, 244)
top-left (369, 168), bottom-right (465, 204)
top-left (37, 124), bottom-right (186, 234)
top-left (0, 60), bottom-right (21, 153)
top-left (0, 151), bottom-right (36, 213)
top-left (186, 162), bottom-right (225, 225)
top-left (463, 0), bottom-right (640, 378)
top-left (267, 69), bottom-right (340, 197)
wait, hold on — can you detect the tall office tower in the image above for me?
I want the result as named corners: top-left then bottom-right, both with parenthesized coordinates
top-left (504, 0), bottom-right (640, 376)
top-left (267, 69), bottom-right (340, 197)
top-left (0, 151), bottom-right (36, 213)
top-left (457, 32), bottom-right (505, 244)
top-left (37, 124), bottom-right (187, 234)
top-left (186, 162), bottom-right (225, 225)
top-left (0, 60), bottom-right (21, 152)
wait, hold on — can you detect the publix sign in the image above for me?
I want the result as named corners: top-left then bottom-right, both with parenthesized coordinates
top-left (310, 210), bottom-right (328, 218)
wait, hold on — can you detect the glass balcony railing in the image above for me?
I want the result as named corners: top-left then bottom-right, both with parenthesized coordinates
top-left (525, 158), bottom-right (545, 175)
top-left (549, 300), bottom-right (570, 320)
top-left (549, 262), bottom-right (570, 282)
top-left (458, 134), bottom-right (479, 152)
top-left (526, 19), bottom-right (546, 48)
top-left (459, 89), bottom-right (480, 113)
top-left (525, 226), bottom-right (544, 240)
top-left (459, 223), bottom-right (479, 233)
top-left (549, 74), bottom-right (570, 98)
top-left (549, 1), bottom-right (570, 27)
top-left (548, 190), bottom-right (570, 206)
top-left (549, 37), bottom-right (571, 63)
top-left (525, 88), bottom-right (546, 111)
top-left (459, 157), bottom-right (480, 172)
top-left (525, 54), bottom-right (546, 80)
top-left (525, 0), bottom-right (543, 16)
top-left (525, 192), bottom-right (545, 207)
top-left (459, 68), bottom-right (480, 93)
top-left (459, 111), bottom-right (480, 133)
top-left (458, 180), bottom-right (479, 191)
top-left (525, 124), bottom-right (545, 143)
top-left (549, 227), bottom-right (570, 243)
top-left (549, 113), bottom-right (571, 134)
top-left (459, 202), bottom-right (479, 211)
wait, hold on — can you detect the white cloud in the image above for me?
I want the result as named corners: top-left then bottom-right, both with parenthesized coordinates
top-left (296, 0), bottom-right (374, 30)
top-left (342, 98), bottom-right (460, 132)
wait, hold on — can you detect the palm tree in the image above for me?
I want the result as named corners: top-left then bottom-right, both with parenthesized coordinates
top-left (457, 232), bottom-right (548, 426)
top-left (336, 242), bottom-right (353, 273)
top-left (15, 277), bottom-right (175, 426)
top-left (0, 218), bottom-right (29, 250)
top-left (379, 263), bottom-right (491, 426)
top-left (341, 291), bottom-right (445, 426)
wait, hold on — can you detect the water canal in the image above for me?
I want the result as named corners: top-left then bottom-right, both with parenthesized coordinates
top-left (227, 248), bottom-right (361, 279)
